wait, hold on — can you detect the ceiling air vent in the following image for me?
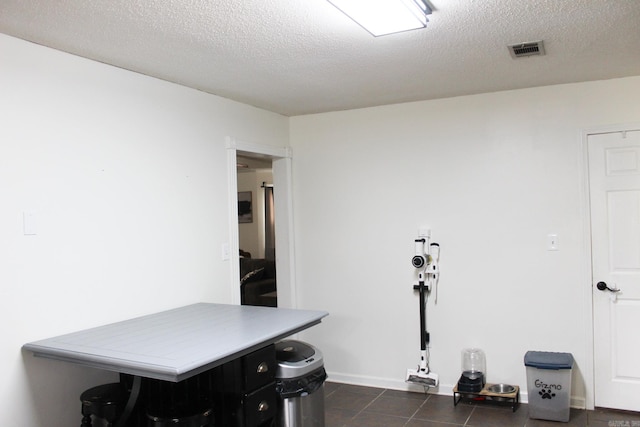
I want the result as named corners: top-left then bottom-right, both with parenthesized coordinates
top-left (508, 40), bottom-right (545, 59)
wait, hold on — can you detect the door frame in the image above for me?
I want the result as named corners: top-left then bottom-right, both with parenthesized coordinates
top-left (581, 122), bottom-right (640, 410)
top-left (226, 136), bottom-right (297, 308)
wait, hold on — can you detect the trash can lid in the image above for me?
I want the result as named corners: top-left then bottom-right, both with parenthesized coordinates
top-left (524, 351), bottom-right (573, 369)
top-left (276, 340), bottom-right (315, 363)
top-left (275, 340), bottom-right (323, 379)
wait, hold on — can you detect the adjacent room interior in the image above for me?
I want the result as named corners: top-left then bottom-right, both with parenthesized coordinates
top-left (237, 154), bottom-right (278, 307)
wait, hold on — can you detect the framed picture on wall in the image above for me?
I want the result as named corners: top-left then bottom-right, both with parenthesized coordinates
top-left (238, 191), bottom-right (253, 223)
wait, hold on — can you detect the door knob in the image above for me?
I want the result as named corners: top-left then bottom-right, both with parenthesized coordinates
top-left (596, 281), bottom-right (620, 293)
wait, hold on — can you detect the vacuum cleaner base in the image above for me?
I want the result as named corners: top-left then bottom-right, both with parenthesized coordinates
top-left (406, 368), bottom-right (439, 387)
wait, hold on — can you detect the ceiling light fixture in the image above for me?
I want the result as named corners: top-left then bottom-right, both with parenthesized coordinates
top-left (327, 0), bottom-right (433, 37)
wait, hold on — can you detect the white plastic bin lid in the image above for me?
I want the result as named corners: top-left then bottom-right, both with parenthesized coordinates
top-left (524, 351), bottom-right (573, 370)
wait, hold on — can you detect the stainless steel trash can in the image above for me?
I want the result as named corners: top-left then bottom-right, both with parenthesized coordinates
top-left (275, 340), bottom-right (327, 427)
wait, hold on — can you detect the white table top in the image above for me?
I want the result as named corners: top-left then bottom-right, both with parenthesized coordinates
top-left (23, 303), bottom-right (328, 382)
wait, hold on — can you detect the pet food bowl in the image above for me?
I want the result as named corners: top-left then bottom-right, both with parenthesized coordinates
top-left (488, 384), bottom-right (515, 394)
top-left (487, 383), bottom-right (515, 401)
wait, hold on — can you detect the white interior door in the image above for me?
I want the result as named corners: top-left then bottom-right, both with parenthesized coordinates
top-left (589, 129), bottom-right (640, 411)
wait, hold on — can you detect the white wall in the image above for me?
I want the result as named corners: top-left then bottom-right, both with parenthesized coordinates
top-left (290, 76), bottom-right (640, 407)
top-left (0, 34), bottom-right (288, 426)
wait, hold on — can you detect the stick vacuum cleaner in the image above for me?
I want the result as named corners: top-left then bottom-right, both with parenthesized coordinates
top-left (406, 231), bottom-right (440, 388)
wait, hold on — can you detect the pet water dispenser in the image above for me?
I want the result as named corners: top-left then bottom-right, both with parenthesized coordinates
top-left (457, 348), bottom-right (486, 392)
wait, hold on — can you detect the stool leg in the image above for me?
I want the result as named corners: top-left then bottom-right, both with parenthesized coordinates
top-left (80, 413), bottom-right (92, 427)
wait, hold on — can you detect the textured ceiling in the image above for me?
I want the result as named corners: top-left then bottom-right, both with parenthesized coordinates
top-left (1, 0), bottom-right (639, 116)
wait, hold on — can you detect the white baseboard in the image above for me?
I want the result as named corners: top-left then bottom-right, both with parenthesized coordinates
top-left (327, 371), bottom-right (454, 397)
top-left (325, 371), bottom-right (586, 409)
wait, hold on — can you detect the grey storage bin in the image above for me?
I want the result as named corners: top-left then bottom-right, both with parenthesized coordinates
top-left (524, 351), bottom-right (574, 422)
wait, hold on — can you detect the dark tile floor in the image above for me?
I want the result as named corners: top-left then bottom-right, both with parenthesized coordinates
top-left (324, 382), bottom-right (640, 427)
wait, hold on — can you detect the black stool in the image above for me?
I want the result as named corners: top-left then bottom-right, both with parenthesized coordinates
top-left (146, 408), bottom-right (213, 426)
top-left (144, 373), bottom-right (214, 427)
top-left (80, 382), bottom-right (127, 427)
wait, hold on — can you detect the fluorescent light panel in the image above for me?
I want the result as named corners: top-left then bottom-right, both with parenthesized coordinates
top-left (328, 0), bottom-right (432, 36)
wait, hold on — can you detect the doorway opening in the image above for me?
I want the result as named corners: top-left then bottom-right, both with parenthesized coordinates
top-left (226, 137), bottom-right (296, 309)
top-left (237, 154), bottom-right (277, 307)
